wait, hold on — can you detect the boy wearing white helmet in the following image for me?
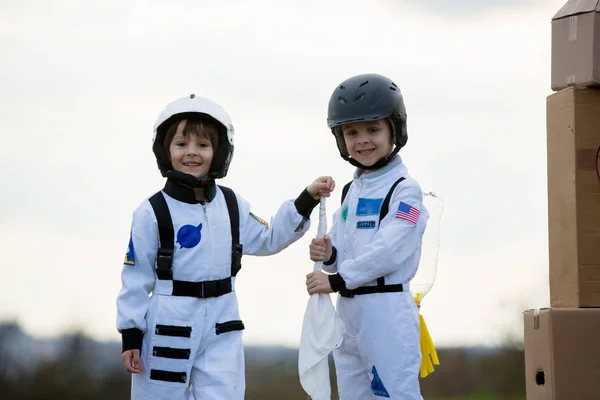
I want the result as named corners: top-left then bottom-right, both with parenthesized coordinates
top-left (117, 94), bottom-right (334, 399)
top-left (306, 74), bottom-right (429, 399)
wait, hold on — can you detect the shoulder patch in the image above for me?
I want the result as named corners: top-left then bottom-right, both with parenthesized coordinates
top-left (250, 212), bottom-right (269, 228)
top-left (396, 202), bottom-right (420, 224)
top-left (124, 233), bottom-right (135, 266)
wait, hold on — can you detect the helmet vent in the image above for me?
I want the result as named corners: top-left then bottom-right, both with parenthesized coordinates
top-left (354, 93), bottom-right (366, 101)
top-left (391, 82), bottom-right (398, 88)
top-left (389, 86), bottom-right (397, 91)
top-left (189, 94), bottom-right (196, 99)
top-left (359, 80), bottom-right (369, 87)
top-left (338, 96), bottom-right (347, 104)
top-left (339, 85), bottom-right (346, 90)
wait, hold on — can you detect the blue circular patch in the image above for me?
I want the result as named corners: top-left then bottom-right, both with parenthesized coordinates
top-left (177, 223), bottom-right (202, 249)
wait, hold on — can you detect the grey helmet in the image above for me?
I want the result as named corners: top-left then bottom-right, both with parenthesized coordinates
top-left (327, 73), bottom-right (408, 169)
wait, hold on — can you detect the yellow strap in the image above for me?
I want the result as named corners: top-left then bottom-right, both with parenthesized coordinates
top-left (414, 293), bottom-right (439, 378)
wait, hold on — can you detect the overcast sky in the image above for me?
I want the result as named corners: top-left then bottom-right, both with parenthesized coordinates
top-left (0, 0), bottom-right (565, 347)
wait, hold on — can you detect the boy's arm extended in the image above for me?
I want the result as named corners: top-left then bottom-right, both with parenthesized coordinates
top-left (240, 189), bottom-right (319, 256)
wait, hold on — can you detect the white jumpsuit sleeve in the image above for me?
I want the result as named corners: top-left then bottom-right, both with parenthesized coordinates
top-left (240, 189), bottom-right (317, 256)
top-left (116, 203), bottom-right (158, 350)
top-left (339, 184), bottom-right (426, 290)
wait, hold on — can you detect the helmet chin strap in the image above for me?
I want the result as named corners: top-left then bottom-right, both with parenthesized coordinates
top-left (347, 148), bottom-right (399, 171)
top-left (164, 170), bottom-right (215, 188)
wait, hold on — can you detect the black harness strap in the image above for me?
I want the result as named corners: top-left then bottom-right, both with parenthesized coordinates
top-left (376, 177), bottom-right (405, 287)
top-left (149, 192), bottom-right (175, 280)
top-left (340, 176), bottom-right (407, 293)
top-left (148, 186), bottom-right (243, 297)
top-left (379, 177), bottom-right (405, 224)
top-left (341, 181), bottom-right (352, 205)
top-left (219, 185), bottom-right (243, 277)
top-left (341, 177), bottom-right (406, 223)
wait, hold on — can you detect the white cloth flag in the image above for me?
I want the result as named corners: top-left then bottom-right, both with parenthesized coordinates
top-left (299, 198), bottom-right (346, 400)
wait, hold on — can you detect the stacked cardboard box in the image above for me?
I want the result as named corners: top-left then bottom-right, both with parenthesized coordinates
top-left (524, 1), bottom-right (600, 399)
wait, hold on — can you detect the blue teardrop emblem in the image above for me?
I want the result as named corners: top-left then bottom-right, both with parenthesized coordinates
top-left (176, 223), bottom-right (202, 249)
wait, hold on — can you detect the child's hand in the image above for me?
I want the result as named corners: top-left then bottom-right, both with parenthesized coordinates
top-left (306, 270), bottom-right (333, 295)
top-left (121, 349), bottom-right (143, 373)
top-left (309, 236), bottom-right (332, 263)
top-left (306, 176), bottom-right (335, 200)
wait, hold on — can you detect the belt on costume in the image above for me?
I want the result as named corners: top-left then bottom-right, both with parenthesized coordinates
top-left (171, 277), bottom-right (232, 298)
top-left (339, 283), bottom-right (404, 298)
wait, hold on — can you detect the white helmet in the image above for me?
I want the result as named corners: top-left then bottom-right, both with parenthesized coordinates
top-left (152, 94), bottom-right (235, 180)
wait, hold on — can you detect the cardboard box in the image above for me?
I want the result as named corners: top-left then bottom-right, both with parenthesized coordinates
top-left (524, 308), bottom-right (600, 400)
top-left (547, 87), bottom-right (600, 307)
top-left (551, 0), bottom-right (600, 90)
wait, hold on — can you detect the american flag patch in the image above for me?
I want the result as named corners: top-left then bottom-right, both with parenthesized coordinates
top-left (396, 202), bottom-right (420, 224)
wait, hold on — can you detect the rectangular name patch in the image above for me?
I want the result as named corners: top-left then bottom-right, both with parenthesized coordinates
top-left (356, 220), bottom-right (376, 229)
top-left (356, 198), bottom-right (384, 216)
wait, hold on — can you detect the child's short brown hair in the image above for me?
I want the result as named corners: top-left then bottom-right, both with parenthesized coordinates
top-left (163, 117), bottom-right (220, 156)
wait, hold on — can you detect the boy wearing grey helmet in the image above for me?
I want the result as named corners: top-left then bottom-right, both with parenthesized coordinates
top-left (306, 74), bottom-right (428, 399)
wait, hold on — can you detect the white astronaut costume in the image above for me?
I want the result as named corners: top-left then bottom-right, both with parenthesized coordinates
top-left (323, 74), bottom-right (428, 399)
top-left (323, 156), bottom-right (428, 399)
top-left (116, 94), bottom-right (318, 400)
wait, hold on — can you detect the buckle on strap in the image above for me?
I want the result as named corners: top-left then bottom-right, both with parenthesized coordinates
top-left (231, 244), bottom-right (243, 276)
top-left (199, 280), bottom-right (219, 298)
top-left (155, 248), bottom-right (173, 280)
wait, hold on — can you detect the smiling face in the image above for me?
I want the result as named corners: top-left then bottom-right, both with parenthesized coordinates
top-left (341, 119), bottom-right (394, 169)
top-left (167, 119), bottom-right (215, 179)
